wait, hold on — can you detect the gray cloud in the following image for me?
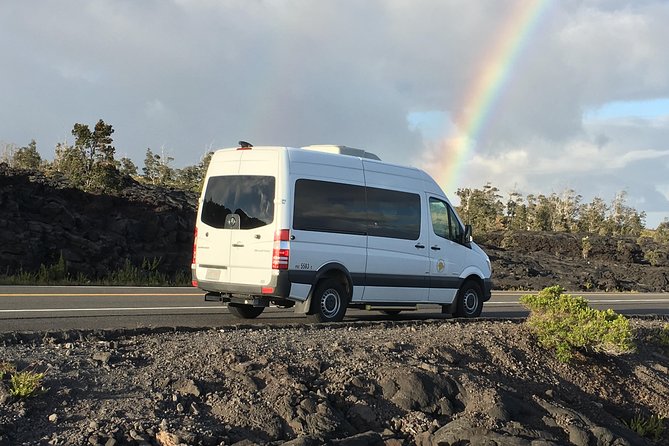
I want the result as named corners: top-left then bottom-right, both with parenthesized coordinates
top-left (1, 0), bottom-right (668, 225)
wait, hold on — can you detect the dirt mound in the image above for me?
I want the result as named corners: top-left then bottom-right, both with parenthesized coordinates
top-left (2, 318), bottom-right (668, 445)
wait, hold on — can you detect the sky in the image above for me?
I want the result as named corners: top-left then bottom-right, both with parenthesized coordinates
top-left (1, 0), bottom-right (668, 228)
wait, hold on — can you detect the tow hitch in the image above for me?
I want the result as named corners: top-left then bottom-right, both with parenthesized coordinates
top-left (205, 292), bottom-right (222, 302)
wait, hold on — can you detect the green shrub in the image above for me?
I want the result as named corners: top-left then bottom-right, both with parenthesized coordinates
top-left (8, 369), bottom-right (45, 398)
top-left (623, 413), bottom-right (665, 441)
top-left (520, 286), bottom-right (635, 362)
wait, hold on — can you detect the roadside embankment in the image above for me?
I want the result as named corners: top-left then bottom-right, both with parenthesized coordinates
top-left (1, 318), bottom-right (668, 445)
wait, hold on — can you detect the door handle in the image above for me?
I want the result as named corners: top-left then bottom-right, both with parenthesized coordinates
top-left (414, 244), bottom-right (425, 249)
top-left (431, 246), bottom-right (441, 251)
top-left (232, 243), bottom-right (245, 248)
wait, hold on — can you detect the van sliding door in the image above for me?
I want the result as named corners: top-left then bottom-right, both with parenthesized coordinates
top-left (363, 187), bottom-right (429, 302)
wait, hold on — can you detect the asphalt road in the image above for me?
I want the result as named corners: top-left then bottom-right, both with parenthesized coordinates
top-left (1, 286), bottom-right (668, 332)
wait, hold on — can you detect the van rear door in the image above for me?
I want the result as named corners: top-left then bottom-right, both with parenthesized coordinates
top-left (197, 151), bottom-right (278, 288)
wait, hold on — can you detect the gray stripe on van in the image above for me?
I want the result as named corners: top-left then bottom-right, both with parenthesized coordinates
top-left (289, 271), bottom-right (462, 289)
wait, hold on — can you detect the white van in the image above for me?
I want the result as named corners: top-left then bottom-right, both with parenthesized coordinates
top-left (192, 144), bottom-right (492, 322)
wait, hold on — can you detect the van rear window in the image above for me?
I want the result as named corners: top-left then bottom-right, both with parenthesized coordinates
top-left (201, 175), bottom-right (275, 229)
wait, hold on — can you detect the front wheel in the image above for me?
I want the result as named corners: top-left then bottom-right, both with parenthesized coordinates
top-left (307, 279), bottom-right (349, 323)
top-left (454, 281), bottom-right (483, 318)
top-left (228, 304), bottom-right (265, 319)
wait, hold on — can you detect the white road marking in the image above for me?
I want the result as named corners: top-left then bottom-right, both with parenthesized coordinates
top-left (0, 293), bottom-right (202, 297)
top-left (481, 299), bottom-right (669, 306)
top-left (0, 306), bottom-right (225, 313)
top-left (2, 299), bottom-right (668, 314)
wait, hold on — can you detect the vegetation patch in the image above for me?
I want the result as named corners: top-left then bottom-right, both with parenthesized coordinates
top-left (0, 362), bottom-right (46, 399)
top-left (651, 323), bottom-right (669, 353)
top-left (622, 413), bottom-right (666, 441)
top-left (520, 286), bottom-right (635, 362)
top-left (661, 324), bottom-right (669, 346)
top-left (0, 254), bottom-right (190, 286)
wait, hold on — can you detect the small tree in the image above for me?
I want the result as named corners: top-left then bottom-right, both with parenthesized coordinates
top-left (119, 157), bottom-right (138, 177)
top-left (0, 143), bottom-right (16, 164)
top-left (179, 151), bottom-right (214, 192)
top-left (553, 189), bottom-right (581, 232)
top-left (605, 191), bottom-right (646, 236)
top-left (456, 183), bottom-right (504, 233)
top-left (11, 140), bottom-right (42, 170)
top-left (142, 147), bottom-right (177, 186)
top-left (655, 220), bottom-right (669, 245)
top-left (578, 197), bottom-right (608, 234)
top-left (68, 119), bottom-right (121, 192)
top-left (506, 190), bottom-right (528, 230)
top-left (142, 148), bottom-right (160, 184)
top-left (72, 119), bottom-right (115, 167)
top-left (51, 142), bottom-right (88, 188)
top-left (528, 194), bottom-right (553, 231)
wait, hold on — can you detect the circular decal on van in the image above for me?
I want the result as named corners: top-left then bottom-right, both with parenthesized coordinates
top-left (437, 259), bottom-right (445, 273)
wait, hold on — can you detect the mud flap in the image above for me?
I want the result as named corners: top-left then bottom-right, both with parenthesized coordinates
top-left (442, 300), bottom-right (458, 314)
top-left (293, 296), bottom-right (312, 314)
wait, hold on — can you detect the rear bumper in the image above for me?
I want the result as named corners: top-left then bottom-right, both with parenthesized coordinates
top-left (192, 267), bottom-right (292, 298)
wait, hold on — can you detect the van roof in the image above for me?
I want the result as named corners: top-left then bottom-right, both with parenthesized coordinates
top-left (300, 145), bottom-right (381, 160)
top-left (210, 145), bottom-right (445, 196)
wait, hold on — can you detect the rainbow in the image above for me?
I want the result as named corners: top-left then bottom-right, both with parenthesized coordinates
top-left (428, 0), bottom-right (554, 192)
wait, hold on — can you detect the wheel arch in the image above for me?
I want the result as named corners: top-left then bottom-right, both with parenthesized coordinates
top-left (461, 273), bottom-right (484, 292)
top-left (305, 263), bottom-right (353, 315)
top-left (460, 266), bottom-right (491, 302)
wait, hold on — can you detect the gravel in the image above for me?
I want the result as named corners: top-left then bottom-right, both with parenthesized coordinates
top-left (1, 317), bottom-right (668, 446)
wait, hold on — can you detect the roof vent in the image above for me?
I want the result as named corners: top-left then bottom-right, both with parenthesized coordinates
top-left (302, 145), bottom-right (381, 160)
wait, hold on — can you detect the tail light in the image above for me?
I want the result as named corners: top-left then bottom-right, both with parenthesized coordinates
top-left (272, 229), bottom-right (290, 270)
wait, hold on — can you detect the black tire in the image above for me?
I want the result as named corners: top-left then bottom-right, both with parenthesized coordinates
top-left (380, 310), bottom-right (402, 316)
top-left (454, 281), bottom-right (483, 318)
top-left (307, 279), bottom-right (349, 323)
top-left (228, 304), bottom-right (265, 319)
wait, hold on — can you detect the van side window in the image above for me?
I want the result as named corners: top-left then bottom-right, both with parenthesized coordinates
top-left (366, 187), bottom-right (421, 240)
top-left (293, 180), bottom-right (420, 239)
top-left (429, 198), bottom-right (464, 243)
top-left (293, 179), bottom-right (367, 234)
top-left (201, 175), bottom-right (275, 229)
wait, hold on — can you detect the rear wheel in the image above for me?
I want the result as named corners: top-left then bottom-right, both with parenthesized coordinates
top-left (308, 279), bottom-right (349, 323)
top-left (228, 304), bottom-right (265, 319)
top-left (454, 281), bottom-right (483, 318)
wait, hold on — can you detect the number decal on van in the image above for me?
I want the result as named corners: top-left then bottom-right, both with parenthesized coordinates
top-left (296, 263), bottom-right (312, 270)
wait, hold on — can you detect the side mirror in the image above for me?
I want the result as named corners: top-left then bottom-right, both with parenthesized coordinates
top-left (463, 224), bottom-right (473, 246)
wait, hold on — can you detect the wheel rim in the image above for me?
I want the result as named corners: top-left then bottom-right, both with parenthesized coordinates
top-left (320, 288), bottom-right (341, 319)
top-left (463, 289), bottom-right (479, 314)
